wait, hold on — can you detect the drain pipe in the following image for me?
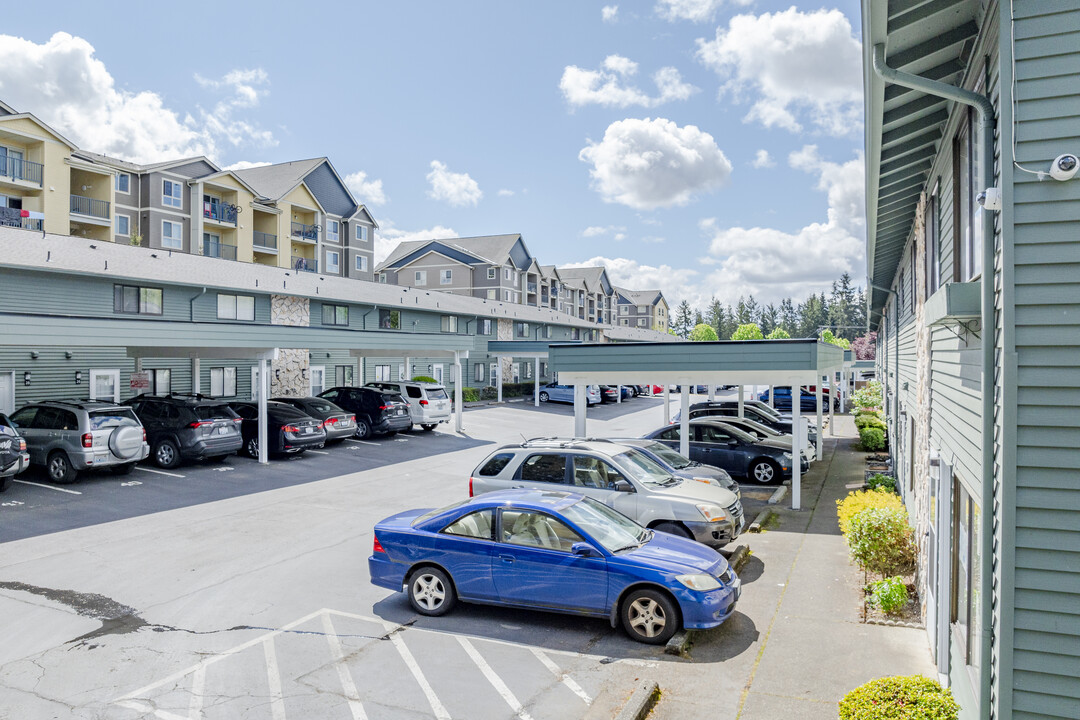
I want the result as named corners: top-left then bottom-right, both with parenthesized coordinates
top-left (873, 44), bottom-right (995, 712)
top-left (188, 287), bottom-right (207, 322)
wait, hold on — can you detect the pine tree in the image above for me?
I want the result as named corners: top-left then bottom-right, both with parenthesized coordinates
top-left (673, 300), bottom-right (694, 338)
top-left (759, 303), bottom-right (779, 335)
top-left (779, 298), bottom-right (799, 336)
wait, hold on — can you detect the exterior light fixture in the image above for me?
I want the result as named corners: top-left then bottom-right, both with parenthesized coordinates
top-left (30, 351), bottom-right (39, 360)
top-left (65, 351), bottom-right (73, 359)
top-left (24, 371), bottom-right (31, 386)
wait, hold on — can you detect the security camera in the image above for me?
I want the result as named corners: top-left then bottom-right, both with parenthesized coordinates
top-left (1050, 153), bottom-right (1079, 181)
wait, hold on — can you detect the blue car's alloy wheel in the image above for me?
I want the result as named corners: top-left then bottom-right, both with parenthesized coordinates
top-left (621, 589), bottom-right (678, 645)
top-left (408, 567), bottom-right (456, 617)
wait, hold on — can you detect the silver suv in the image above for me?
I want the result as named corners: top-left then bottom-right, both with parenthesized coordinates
top-left (365, 381), bottom-right (451, 431)
top-left (470, 439), bottom-right (744, 548)
top-left (8, 400), bottom-right (149, 484)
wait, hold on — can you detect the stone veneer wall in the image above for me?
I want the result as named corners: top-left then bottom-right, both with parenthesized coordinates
top-left (270, 295), bottom-right (310, 397)
top-left (912, 196), bottom-right (933, 621)
top-left (497, 319), bottom-right (513, 381)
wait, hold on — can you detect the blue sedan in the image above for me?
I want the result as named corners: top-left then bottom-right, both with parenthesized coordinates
top-left (368, 489), bottom-right (741, 644)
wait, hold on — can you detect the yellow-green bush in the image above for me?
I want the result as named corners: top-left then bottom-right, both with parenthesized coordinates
top-left (859, 426), bottom-right (887, 451)
top-left (848, 507), bottom-right (916, 576)
top-left (837, 488), bottom-right (904, 535)
top-left (839, 676), bottom-right (959, 720)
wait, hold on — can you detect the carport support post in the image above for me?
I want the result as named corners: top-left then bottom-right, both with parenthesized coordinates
top-left (679, 386), bottom-right (690, 458)
top-left (815, 381), bottom-right (824, 460)
top-left (574, 384), bottom-right (586, 437)
top-left (768, 384), bottom-right (774, 409)
top-left (828, 374), bottom-right (835, 436)
top-left (708, 384), bottom-right (714, 402)
top-left (191, 357), bottom-right (200, 395)
top-left (533, 357), bottom-right (540, 407)
top-left (617, 384), bottom-right (621, 404)
top-left (792, 392), bottom-right (802, 510)
top-left (497, 361), bottom-right (503, 403)
top-left (454, 351), bottom-right (464, 432)
top-left (737, 385), bottom-right (744, 418)
top-left (257, 356), bottom-right (268, 465)
top-left (663, 388), bottom-right (670, 425)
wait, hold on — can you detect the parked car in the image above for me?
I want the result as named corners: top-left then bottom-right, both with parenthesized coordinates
top-left (7, 400), bottom-right (149, 483)
top-left (671, 402), bottom-right (818, 451)
top-left (228, 401), bottom-right (326, 458)
top-left (604, 438), bottom-right (740, 498)
top-left (704, 416), bottom-right (813, 462)
top-left (365, 381), bottom-right (451, 431)
top-left (0, 413), bottom-right (30, 492)
top-left (317, 386), bottom-right (412, 439)
top-left (126, 394), bottom-right (242, 468)
top-left (644, 419), bottom-right (808, 484)
top-left (759, 386), bottom-right (835, 412)
top-left (369, 489), bottom-right (741, 644)
top-left (470, 438), bottom-right (744, 547)
top-left (538, 383), bottom-right (601, 405)
top-left (599, 386), bottom-right (624, 403)
top-left (273, 396), bottom-right (356, 443)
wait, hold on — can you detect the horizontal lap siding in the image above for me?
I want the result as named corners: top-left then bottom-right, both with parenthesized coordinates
top-left (1009, 4), bottom-right (1080, 718)
top-left (929, 326), bottom-right (982, 491)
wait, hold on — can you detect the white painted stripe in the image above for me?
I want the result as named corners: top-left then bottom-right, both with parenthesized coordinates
top-left (457, 635), bottom-right (534, 720)
top-left (530, 647), bottom-right (592, 705)
top-left (345, 439), bottom-right (378, 446)
top-left (263, 636), bottom-right (287, 720)
top-left (134, 466), bottom-right (185, 478)
top-left (188, 665), bottom-right (206, 719)
top-left (322, 613), bottom-right (368, 720)
top-left (114, 700), bottom-right (188, 720)
top-left (385, 626), bottom-right (451, 720)
top-left (306, 449), bottom-right (329, 455)
top-left (12, 479), bottom-right (81, 495)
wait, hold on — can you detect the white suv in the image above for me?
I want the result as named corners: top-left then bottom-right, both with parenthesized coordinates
top-left (365, 381), bottom-right (451, 431)
top-left (470, 439), bottom-right (744, 548)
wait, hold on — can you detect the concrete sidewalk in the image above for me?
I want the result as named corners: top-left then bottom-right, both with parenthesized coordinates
top-left (655, 414), bottom-right (936, 720)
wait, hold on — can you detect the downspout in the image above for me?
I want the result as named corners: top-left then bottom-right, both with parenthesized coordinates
top-left (873, 44), bottom-right (995, 712)
top-left (188, 287), bottom-right (207, 322)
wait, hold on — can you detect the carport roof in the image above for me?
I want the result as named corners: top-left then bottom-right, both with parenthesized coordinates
top-left (486, 340), bottom-right (581, 358)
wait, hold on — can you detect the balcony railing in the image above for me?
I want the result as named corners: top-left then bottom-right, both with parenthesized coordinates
top-left (0, 215), bottom-right (43, 231)
top-left (69, 194), bottom-right (110, 219)
top-left (291, 222), bottom-right (318, 241)
top-left (2, 157), bottom-right (43, 186)
top-left (203, 239), bottom-right (238, 261)
top-left (203, 202), bottom-right (238, 225)
top-left (291, 255), bottom-right (318, 273)
top-left (527, 282), bottom-right (537, 293)
top-left (253, 231), bottom-right (277, 251)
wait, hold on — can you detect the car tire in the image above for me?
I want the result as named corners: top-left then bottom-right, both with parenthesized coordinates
top-left (0, 475), bottom-right (11, 493)
top-left (245, 437), bottom-right (259, 459)
top-left (46, 451), bottom-right (78, 484)
top-left (408, 566), bottom-right (456, 617)
top-left (539, 392), bottom-right (549, 403)
top-left (153, 439), bottom-right (181, 469)
top-left (653, 521), bottom-right (693, 540)
top-left (421, 424), bottom-right (437, 431)
top-left (354, 419), bottom-right (371, 440)
top-left (621, 588), bottom-right (679, 645)
top-left (749, 459), bottom-right (780, 484)
top-left (111, 462), bottom-right (136, 475)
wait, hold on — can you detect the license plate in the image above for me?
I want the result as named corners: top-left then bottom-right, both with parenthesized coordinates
top-left (303, 427), bottom-right (313, 434)
top-left (215, 426), bottom-right (229, 435)
top-left (397, 408), bottom-right (406, 415)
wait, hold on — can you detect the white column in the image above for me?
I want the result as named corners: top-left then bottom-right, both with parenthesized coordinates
top-left (815, 381), bottom-right (824, 461)
top-left (574, 384), bottom-right (586, 437)
top-left (792, 393), bottom-right (802, 511)
top-left (679, 386), bottom-right (690, 458)
top-left (617, 384), bottom-right (622, 404)
top-left (454, 351), bottom-right (464, 432)
top-left (533, 357), bottom-right (540, 407)
top-left (191, 357), bottom-right (200, 394)
top-left (768, 384), bottom-right (774, 409)
top-left (257, 356), bottom-right (268, 465)
top-left (497, 360), bottom-right (503, 403)
top-left (829, 373), bottom-right (835, 436)
top-left (403, 356), bottom-right (411, 381)
top-left (663, 387), bottom-right (671, 425)
top-left (192, 182), bottom-right (204, 255)
top-left (737, 385), bottom-right (744, 418)
top-left (708, 383), bottom-right (714, 402)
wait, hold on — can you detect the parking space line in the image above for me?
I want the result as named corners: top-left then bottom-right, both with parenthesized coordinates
top-left (114, 699), bottom-right (187, 720)
top-left (321, 613), bottom-right (368, 720)
top-left (345, 439), bottom-right (379, 446)
top-left (188, 664), bottom-right (206, 719)
top-left (382, 621), bottom-right (451, 720)
top-left (306, 449), bottom-right (329, 455)
top-left (530, 647), bottom-right (592, 705)
top-left (134, 467), bottom-right (185, 478)
top-left (457, 635), bottom-right (534, 720)
top-left (262, 636), bottom-right (287, 720)
top-left (12, 479), bottom-right (82, 495)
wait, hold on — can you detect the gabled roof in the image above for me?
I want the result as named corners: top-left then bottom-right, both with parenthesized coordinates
top-left (377, 239), bottom-right (491, 272)
top-left (538, 264), bottom-right (561, 281)
top-left (0, 99), bottom-right (16, 115)
top-left (558, 266), bottom-right (613, 295)
top-left (614, 286), bottom-right (663, 306)
top-left (234, 158), bottom-right (325, 200)
top-left (347, 204), bottom-right (379, 228)
top-left (440, 234), bottom-right (530, 268)
top-left (196, 170), bottom-right (263, 198)
top-left (0, 113), bottom-right (79, 150)
top-left (141, 156), bottom-right (220, 174)
top-left (71, 150), bottom-right (143, 173)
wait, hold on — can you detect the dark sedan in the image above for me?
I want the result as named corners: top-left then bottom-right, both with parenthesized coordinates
top-left (608, 437), bottom-right (741, 498)
top-left (272, 396), bottom-right (355, 444)
top-left (228, 401), bottom-right (326, 458)
top-left (644, 419), bottom-right (808, 484)
top-left (672, 402), bottom-right (818, 450)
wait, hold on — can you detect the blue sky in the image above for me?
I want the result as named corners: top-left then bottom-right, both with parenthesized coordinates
top-left (0, 0), bottom-right (867, 309)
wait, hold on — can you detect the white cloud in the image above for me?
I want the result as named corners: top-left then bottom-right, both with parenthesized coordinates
top-left (695, 8), bottom-right (863, 136)
top-left (560, 55), bottom-right (698, 109)
top-left (426, 160), bottom-right (483, 207)
top-left (602, 5), bottom-right (619, 22)
top-left (0, 32), bottom-right (275, 163)
top-left (344, 170), bottom-right (387, 206)
top-left (224, 160), bottom-right (271, 171)
top-left (641, 236), bottom-right (666, 244)
top-left (375, 221), bottom-right (458, 267)
top-left (752, 149), bottom-right (775, 169)
top-left (497, 188), bottom-right (515, 197)
top-left (582, 225), bottom-right (627, 238)
top-left (578, 117), bottom-right (732, 210)
top-left (655, 0), bottom-right (747, 23)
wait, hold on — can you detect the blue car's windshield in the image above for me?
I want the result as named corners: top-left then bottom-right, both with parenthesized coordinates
top-left (561, 497), bottom-right (647, 552)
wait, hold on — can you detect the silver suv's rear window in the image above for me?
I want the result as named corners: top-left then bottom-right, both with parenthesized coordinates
top-left (88, 408), bottom-right (140, 430)
top-left (478, 453), bottom-right (514, 476)
top-left (427, 388), bottom-right (449, 400)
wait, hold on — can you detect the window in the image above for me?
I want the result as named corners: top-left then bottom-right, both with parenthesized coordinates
top-left (478, 453), bottom-right (512, 476)
top-left (115, 214), bottom-right (130, 237)
top-left (161, 220), bottom-right (182, 250)
top-left (504, 268), bottom-right (512, 281)
top-left (540, 362), bottom-right (547, 376)
top-left (489, 363), bottom-right (498, 387)
top-left (355, 255), bottom-right (369, 272)
top-left (441, 315), bottom-right (458, 333)
top-left (956, 109), bottom-right (984, 281)
top-left (324, 250), bottom-right (340, 274)
top-left (523, 362), bottom-right (532, 379)
top-left (149, 369), bottom-right (171, 395)
top-left (115, 173), bottom-right (130, 193)
top-left (517, 322), bottom-right (530, 338)
top-left (441, 269), bottom-right (452, 285)
top-left (504, 290), bottom-right (512, 302)
top-left (926, 183), bottom-right (940, 296)
top-left (374, 364), bottom-right (391, 382)
top-left (478, 318), bottom-right (492, 335)
top-left (487, 267), bottom-right (497, 280)
top-left (89, 369), bottom-right (120, 402)
top-left (414, 270), bottom-right (427, 285)
top-left (501, 510), bottom-right (582, 552)
top-left (162, 179), bottom-right (183, 208)
top-left (378, 273), bottom-right (387, 283)
top-left (210, 367), bottom-right (237, 397)
top-left (487, 289), bottom-right (497, 300)
top-left (571, 328), bottom-right (581, 340)
top-left (951, 478), bottom-right (982, 670)
top-left (443, 509), bottom-right (494, 540)
top-left (379, 309), bottom-right (400, 329)
top-left (619, 305), bottom-right (628, 315)
top-left (326, 219), bottom-right (340, 242)
top-left (114, 284), bottom-right (163, 315)
top-left (335, 365), bottom-right (354, 386)
top-left (322, 303), bottom-right (349, 326)
top-left (520, 454), bottom-right (568, 484)
top-left (897, 269), bottom-right (905, 314)
top-left (355, 225), bottom-right (368, 242)
top-left (309, 365), bottom-right (325, 396)
top-left (217, 294), bottom-right (256, 321)
top-left (543, 326), bottom-right (552, 339)
top-left (474, 363), bottom-right (486, 382)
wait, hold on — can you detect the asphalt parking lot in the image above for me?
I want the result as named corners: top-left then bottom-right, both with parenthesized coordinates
top-left (0, 392), bottom-right (793, 720)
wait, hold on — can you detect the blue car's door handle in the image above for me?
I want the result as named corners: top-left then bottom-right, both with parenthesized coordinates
top-left (499, 555), bottom-right (515, 564)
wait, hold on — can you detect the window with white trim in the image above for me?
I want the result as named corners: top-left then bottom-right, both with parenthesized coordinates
top-left (378, 273), bottom-right (387, 283)
top-left (441, 315), bottom-right (458, 333)
top-left (504, 290), bottom-right (512, 302)
top-left (217, 293), bottom-right (255, 321)
top-left (148, 368), bottom-right (171, 395)
top-left (441, 269), bottom-right (452, 285)
top-left (210, 367), bottom-right (237, 397)
top-left (478, 318), bottom-right (492, 335)
top-left (115, 214), bottom-right (130, 237)
top-left (415, 270), bottom-right (427, 285)
top-left (487, 267), bottom-right (497, 279)
top-left (115, 173), bottom-right (130, 193)
top-left (326, 219), bottom-right (340, 242)
top-left (355, 225), bottom-right (368, 241)
top-left (486, 289), bottom-right (496, 300)
top-left (326, 250), bottom-right (340, 274)
top-left (161, 220), bottom-right (183, 249)
top-left (162, 179), bottom-right (183, 208)
top-left (927, 181), bottom-right (940, 296)
top-left (504, 268), bottom-right (512, 281)
top-left (474, 363), bottom-right (485, 382)
top-left (356, 255), bottom-right (369, 272)
top-left (374, 364), bottom-right (391, 382)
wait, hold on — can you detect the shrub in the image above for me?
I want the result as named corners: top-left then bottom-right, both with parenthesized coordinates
top-left (730, 323), bottom-right (764, 340)
top-left (411, 375), bottom-right (438, 383)
top-left (839, 676), bottom-right (959, 720)
top-left (847, 507), bottom-right (916, 576)
top-left (867, 473), bottom-right (897, 493)
top-left (480, 386), bottom-right (498, 400)
top-left (868, 576), bottom-right (909, 615)
top-left (837, 488), bottom-right (905, 536)
top-left (855, 415), bottom-right (887, 432)
top-left (859, 426), bottom-right (886, 451)
top-left (852, 380), bottom-right (884, 411)
top-left (462, 387), bottom-right (479, 402)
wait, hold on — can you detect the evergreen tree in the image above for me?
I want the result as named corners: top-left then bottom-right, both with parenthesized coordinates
top-left (744, 296), bottom-right (760, 326)
top-left (779, 298), bottom-right (799, 336)
top-left (673, 300), bottom-right (694, 338)
top-left (693, 309), bottom-right (704, 326)
top-left (759, 303), bottom-right (779, 335)
top-left (827, 272), bottom-right (858, 339)
top-left (735, 296), bottom-right (750, 324)
top-left (798, 294), bottom-right (828, 338)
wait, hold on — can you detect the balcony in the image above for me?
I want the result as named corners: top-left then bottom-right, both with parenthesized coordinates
top-left (291, 222), bottom-right (318, 242)
top-left (203, 238), bottom-right (238, 261)
top-left (0, 215), bottom-right (42, 231)
top-left (203, 202), bottom-right (238, 225)
top-left (291, 255), bottom-right (318, 273)
top-left (253, 231), bottom-right (278, 253)
top-left (527, 282), bottom-right (537, 294)
top-left (69, 195), bottom-right (110, 220)
top-left (1, 156), bottom-right (43, 186)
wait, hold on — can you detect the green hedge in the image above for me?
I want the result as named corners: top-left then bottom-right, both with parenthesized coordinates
top-left (411, 375), bottom-right (438, 383)
top-left (839, 676), bottom-right (959, 720)
top-left (859, 426), bottom-right (887, 451)
top-left (847, 507), bottom-right (916, 576)
top-left (461, 387), bottom-right (479, 402)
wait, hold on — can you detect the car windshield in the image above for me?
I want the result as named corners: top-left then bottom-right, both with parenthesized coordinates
top-left (641, 441), bottom-right (690, 469)
top-left (88, 408), bottom-right (140, 429)
top-left (302, 400), bottom-right (339, 415)
top-left (612, 450), bottom-right (678, 486)
top-left (561, 496), bottom-right (647, 552)
top-left (743, 420), bottom-right (781, 436)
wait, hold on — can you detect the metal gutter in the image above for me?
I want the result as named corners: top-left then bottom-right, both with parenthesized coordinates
top-left (873, 44), bottom-right (995, 714)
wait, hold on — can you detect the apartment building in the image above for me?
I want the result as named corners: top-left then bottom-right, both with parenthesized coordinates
top-left (614, 287), bottom-right (668, 331)
top-left (863, 0), bottom-right (1080, 718)
top-left (556, 267), bottom-right (615, 325)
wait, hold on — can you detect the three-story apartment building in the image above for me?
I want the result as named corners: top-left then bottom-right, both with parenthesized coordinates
top-left (614, 287), bottom-right (668, 331)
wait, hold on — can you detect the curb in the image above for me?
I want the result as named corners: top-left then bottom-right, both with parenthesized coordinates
top-left (767, 484), bottom-right (788, 505)
top-left (614, 681), bottom-right (661, 720)
top-left (748, 508), bottom-right (774, 533)
top-left (664, 630), bottom-right (692, 657)
top-left (728, 544), bottom-right (751, 573)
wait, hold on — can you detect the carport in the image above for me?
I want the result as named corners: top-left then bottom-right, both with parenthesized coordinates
top-left (485, 340), bottom-right (582, 407)
top-left (547, 339), bottom-right (846, 510)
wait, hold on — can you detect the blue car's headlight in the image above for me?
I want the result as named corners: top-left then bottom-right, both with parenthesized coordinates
top-left (676, 574), bottom-right (722, 591)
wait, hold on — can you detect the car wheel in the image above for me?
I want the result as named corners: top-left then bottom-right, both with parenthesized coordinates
top-left (408, 567), bottom-right (456, 617)
top-left (245, 437), bottom-right (259, 458)
top-left (111, 462), bottom-right (136, 475)
top-left (153, 439), bottom-right (180, 469)
top-left (46, 451), bottom-right (78, 484)
top-left (539, 392), bottom-right (550, 403)
top-left (354, 419), bottom-right (371, 440)
top-left (750, 459), bottom-right (779, 484)
top-left (421, 424), bottom-right (437, 431)
top-left (653, 521), bottom-right (693, 540)
top-left (621, 588), bottom-right (679, 645)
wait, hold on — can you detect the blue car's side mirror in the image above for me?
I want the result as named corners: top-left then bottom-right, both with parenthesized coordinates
top-left (571, 542), bottom-right (597, 557)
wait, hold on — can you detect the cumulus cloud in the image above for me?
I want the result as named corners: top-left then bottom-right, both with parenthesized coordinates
top-left (560, 55), bottom-right (698, 109)
top-left (655, 0), bottom-right (748, 23)
top-left (497, 188), bottom-right (515, 197)
top-left (602, 5), bottom-right (619, 22)
top-left (0, 32), bottom-right (275, 163)
top-left (344, 170), bottom-right (387, 206)
top-left (582, 225), bottom-right (627, 238)
top-left (578, 117), bottom-right (732, 210)
top-left (224, 160), bottom-right (271, 171)
top-left (426, 160), bottom-right (483, 207)
top-left (695, 8), bottom-right (863, 136)
top-left (752, 149), bottom-right (775, 168)
top-left (375, 221), bottom-right (458, 267)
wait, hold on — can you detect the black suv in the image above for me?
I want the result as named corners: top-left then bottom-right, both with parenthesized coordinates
top-left (317, 386), bottom-right (411, 439)
top-left (227, 401), bottom-right (325, 458)
top-left (126, 394), bottom-right (243, 468)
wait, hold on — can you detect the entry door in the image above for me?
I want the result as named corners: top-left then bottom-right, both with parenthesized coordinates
top-left (489, 363), bottom-right (497, 387)
top-left (925, 457), bottom-right (940, 661)
top-left (309, 365), bottom-right (325, 396)
top-left (0, 371), bottom-right (13, 414)
top-left (89, 369), bottom-right (120, 402)
top-left (433, 364), bottom-right (444, 384)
